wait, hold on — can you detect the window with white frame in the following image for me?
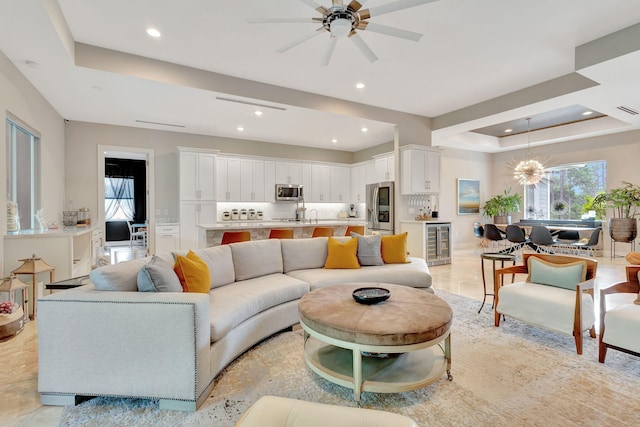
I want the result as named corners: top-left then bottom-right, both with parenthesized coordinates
top-left (104, 177), bottom-right (135, 221)
top-left (6, 116), bottom-right (41, 231)
top-left (524, 160), bottom-right (607, 220)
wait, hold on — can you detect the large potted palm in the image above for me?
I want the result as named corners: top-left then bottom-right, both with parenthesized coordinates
top-left (482, 188), bottom-right (522, 225)
top-left (592, 181), bottom-right (640, 243)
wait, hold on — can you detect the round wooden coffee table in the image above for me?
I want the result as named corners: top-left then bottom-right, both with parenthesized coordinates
top-left (298, 283), bottom-right (453, 401)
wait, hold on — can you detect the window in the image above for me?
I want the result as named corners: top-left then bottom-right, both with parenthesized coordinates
top-left (524, 160), bottom-right (607, 220)
top-left (104, 177), bottom-right (135, 221)
top-left (6, 116), bottom-right (41, 231)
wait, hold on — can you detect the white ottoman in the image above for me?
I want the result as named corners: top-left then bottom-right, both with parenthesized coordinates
top-left (235, 396), bottom-right (418, 427)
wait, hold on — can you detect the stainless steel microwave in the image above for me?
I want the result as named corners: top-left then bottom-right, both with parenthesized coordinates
top-left (276, 184), bottom-right (303, 201)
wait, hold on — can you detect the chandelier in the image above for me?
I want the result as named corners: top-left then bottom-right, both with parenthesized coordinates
top-left (513, 118), bottom-right (546, 186)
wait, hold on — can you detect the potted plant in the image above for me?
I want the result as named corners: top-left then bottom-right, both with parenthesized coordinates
top-left (482, 188), bottom-right (522, 224)
top-left (591, 181), bottom-right (640, 243)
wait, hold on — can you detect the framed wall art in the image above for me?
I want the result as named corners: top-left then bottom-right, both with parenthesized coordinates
top-left (457, 178), bottom-right (480, 215)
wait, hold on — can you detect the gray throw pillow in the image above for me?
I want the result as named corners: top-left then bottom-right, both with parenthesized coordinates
top-left (137, 255), bottom-right (183, 292)
top-left (350, 232), bottom-right (384, 266)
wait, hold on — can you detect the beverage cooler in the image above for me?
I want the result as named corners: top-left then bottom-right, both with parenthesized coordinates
top-left (400, 221), bottom-right (451, 266)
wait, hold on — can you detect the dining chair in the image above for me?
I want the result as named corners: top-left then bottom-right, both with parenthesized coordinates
top-left (221, 230), bottom-right (251, 245)
top-left (345, 225), bottom-right (365, 236)
top-left (569, 228), bottom-right (602, 257)
top-left (483, 224), bottom-right (506, 251)
top-left (505, 224), bottom-right (529, 256)
top-left (529, 225), bottom-right (558, 254)
top-left (127, 221), bottom-right (147, 248)
top-left (312, 227), bottom-right (334, 238)
top-left (268, 228), bottom-right (294, 239)
top-left (556, 230), bottom-right (580, 242)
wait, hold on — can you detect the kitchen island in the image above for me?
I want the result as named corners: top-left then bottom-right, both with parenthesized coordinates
top-left (196, 219), bottom-right (366, 247)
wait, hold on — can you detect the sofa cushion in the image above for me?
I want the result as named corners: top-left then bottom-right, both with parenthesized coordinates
top-left (230, 239), bottom-right (284, 281)
top-left (209, 274), bottom-right (309, 342)
top-left (174, 251), bottom-right (211, 293)
top-left (287, 257), bottom-right (432, 290)
top-left (603, 293), bottom-right (640, 353)
top-left (324, 237), bottom-right (360, 269)
top-left (137, 255), bottom-right (183, 292)
top-left (526, 257), bottom-right (587, 290)
top-left (281, 237), bottom-right (328, 273)
top-left (381, 232), bottom-right (409, 264)
top-left (193, 245), bottom-right (236, 289)
top-left (350, 232), bottom-right (384, 266)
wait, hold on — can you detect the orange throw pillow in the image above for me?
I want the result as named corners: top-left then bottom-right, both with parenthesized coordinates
top-left (324, 237), bottom-right (360, 269)
top-left (381, 232), bottom-right (409, 264)
top-left (174, 250), bottom-right (211, 293)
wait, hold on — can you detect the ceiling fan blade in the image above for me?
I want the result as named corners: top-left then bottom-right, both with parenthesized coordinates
top-left (321, 37), bottom-right (338, 66)
top-left (363, 0), bottom-right (438, 19)
top-left (349, 32), bottom-right (378, 62)
top-left (358, 21), bottom-right (422, 41)
top-left (298, 0), bottom-right (328, 14)
top-left (277, 28), bottom-right (326, 53)
top-left (247, 18), bottom-right (322, 24)
top-left (348, 1), bottom-right (366, 12)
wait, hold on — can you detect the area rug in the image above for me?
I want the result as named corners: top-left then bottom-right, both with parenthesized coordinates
top-left (58, 290), bottom-right (640, 426)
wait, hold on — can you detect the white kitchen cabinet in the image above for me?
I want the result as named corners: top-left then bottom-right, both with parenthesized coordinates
top-left (216, 156), bottom-right (241, 201)
top-left (179, 202), bottom-right (215, 250)
top-left (400, 145), bottom-right (440, 195)
top-left (372, 153), bottom-right (394, 182)
top-left (240, 159), bottom-right (266, 201)
top-left (330, 165), bottom-right (351, 202)
top-left (350, 162), bottom-right (367, 202)
top-left (178, 148), bottom-right (216, 201)
top-left (301, 163), bottom-right (312, 200)
top-left (311, 164), bottom-right (331, 202)
top-left (264, 160), bottom-right (276, 202)
top-left (275, 161), bottom-right (302, 184)
top-left (155, 224), bottom-right (179, 253)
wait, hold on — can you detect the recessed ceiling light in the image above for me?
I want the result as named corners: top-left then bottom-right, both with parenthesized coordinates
top-left (237, 126), bottom-right (244, 132)
top-left (146, 28), bottom-right (161, 38)
top-left (254, 110), bottom-right (263, 116)
top-left (582, 111), bottom-right (593, 116)
top-left (504, 128), bottom-right (513, 133)
top-left (331, 138), bottom-right (338, 143)
top-left (355, 82), bottom-right (365, 89)
top-left (361, 127), bottom-right (368, 133)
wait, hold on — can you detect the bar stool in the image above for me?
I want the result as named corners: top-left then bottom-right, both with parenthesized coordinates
top-left (220, 230), bottom-right (251, 245)
top-left (312, 227), bottom-right (334, 237)
top-left (268, 228), bottom-right (294, 239)
top-left (345, 225), bottom-right (365, 236)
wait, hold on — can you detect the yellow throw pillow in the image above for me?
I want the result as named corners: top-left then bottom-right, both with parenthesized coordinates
top-left (381, 232), bottom-right (409, 264)
top-left (174, 250), bottom-right (211, 293)
top-left (324, 237), bottom-right (360, 269)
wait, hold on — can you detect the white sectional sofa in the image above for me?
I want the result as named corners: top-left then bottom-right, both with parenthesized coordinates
top-left (37, 237), bottom-right (432, 411)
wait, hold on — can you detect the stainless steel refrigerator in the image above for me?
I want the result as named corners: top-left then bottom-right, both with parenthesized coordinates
top-left (366, 182), bottom-right (394, 234)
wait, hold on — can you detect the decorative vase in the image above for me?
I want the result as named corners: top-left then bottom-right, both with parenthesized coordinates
top-left (494, 215), bottom-right (512, 225)
top-left (608, 218), bottom-right (638, 243)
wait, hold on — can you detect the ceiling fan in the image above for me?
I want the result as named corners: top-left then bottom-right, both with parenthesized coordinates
top-left (248, 0), bottom-right (439, 66)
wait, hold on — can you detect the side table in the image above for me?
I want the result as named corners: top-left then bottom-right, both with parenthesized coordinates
top-left (479, 252), bottom-right (516, 313)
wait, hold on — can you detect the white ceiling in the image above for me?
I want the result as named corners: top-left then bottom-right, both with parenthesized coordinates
top-left (1, 0), bottom-right (640, 153)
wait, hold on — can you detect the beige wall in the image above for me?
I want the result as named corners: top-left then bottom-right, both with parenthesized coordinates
top-left (0, 50), bottom-right (65, 274)
top-left (65, 121), bottom-right (357, 221)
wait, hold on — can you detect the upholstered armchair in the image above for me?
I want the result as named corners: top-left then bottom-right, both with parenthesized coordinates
top-left (599, 265), bottom-right (640, 363)
top-left (493, 253), bottom-right (598, 354)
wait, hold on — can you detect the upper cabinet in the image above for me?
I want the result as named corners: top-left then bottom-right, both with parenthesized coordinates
top-left (240, 158), bottom-right (266, 202)
top-left (330, 165), bottom-right (351, 202)
top-left (275, 161), bottom-right (302, 184)
top-left (310, 164), bottom-right (331, 202)
top-left (400, 145), bottom-right (441, 195)
top-left (217, 156), bottom-right (272, 202)
top-left (350, 162), bottom-right (368, 203)
top-left (178, 148), bottom-right (216, 201)
top-left (216, 156), bottom-right (241, 201)
top-left (370, 152), bottom-right (394, 183)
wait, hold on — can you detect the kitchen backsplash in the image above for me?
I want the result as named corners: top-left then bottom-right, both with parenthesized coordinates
top-left (216, 202), bottom-right (365, 221)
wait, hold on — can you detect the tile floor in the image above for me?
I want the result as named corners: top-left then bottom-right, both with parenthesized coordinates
top-left (0, 247), bottom-right (631, 426)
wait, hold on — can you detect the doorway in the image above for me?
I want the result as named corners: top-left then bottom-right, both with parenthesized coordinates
top-left (97, 146), bottom-right (155, 260)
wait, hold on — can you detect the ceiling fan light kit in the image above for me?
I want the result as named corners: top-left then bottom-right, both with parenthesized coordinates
top-left (248, 0), bottom-right (438, 65)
